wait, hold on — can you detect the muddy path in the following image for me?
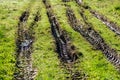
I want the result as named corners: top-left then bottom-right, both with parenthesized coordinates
top-left (14, 8), bottom-right (40, 80)
top-left (75, 1), bottom-right (120, 36)
top-left (42, 0), bottom-right (86, 79)
top-left (66, 8), bottom-right (120, 71)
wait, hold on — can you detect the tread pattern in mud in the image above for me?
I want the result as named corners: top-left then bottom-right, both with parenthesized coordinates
top-left (90, 10), bottom-right (120, 35)
top-left (75, 1), bottom-right (120, 36)
top-left (66, 8), bottom-right (120, 70)
top-left (12, 0), bottom-right (120, 80)
top-left (42, 0), bottom-right (87, 79)
top-left (14, 9), bottom-right (40, 80)
top-left (43, 0), bottom-right (78, 63)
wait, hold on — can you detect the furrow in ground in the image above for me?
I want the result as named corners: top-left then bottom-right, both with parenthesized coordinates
top-left (14, 7), bottom-right (40, 80)
top-left (43, 0), bottom-right (86, 79)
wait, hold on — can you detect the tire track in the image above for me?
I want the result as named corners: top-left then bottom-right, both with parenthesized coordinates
top-left (90, 10), bottom-right (120, 35)
top-left (14, 8), bottom-right (40, 80)
top-left (75, 1), bottom-right (120, 36)
top-left (43, 0), bottom-right (78, 64)
top-left (66, 8), bottom-right (120, 71)
top-left (42, 0), bottom-right (86, 79)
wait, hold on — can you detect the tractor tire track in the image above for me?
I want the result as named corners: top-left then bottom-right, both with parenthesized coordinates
top-left (43, 0), bottom-right (78, 64)
top-left (42, 0), bottom-right (86, 79)
top-left (75, 1), bottom-right (120, 36)
top-left (66, 8), bottom-right (120, 71)
top-left (90, 10), bottom-right (120, 35)
top-left (14, 8), bottom-right (40, 80)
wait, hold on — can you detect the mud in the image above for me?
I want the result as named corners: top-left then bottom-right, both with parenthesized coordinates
top-left (14, 9), bottom-right (40, 80)
top-left (43, 0), bottom-right (78, 63)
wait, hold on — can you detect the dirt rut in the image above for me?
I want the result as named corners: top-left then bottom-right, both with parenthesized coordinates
top-left (14, 10), bottom-right (40, 80)
top-left (66, 8), bottom-right (120, 70)
top-left (75, 1), bottom-right (120, 36)
top-left (43, 0), bottom-right (78, 64)
top-left (42, 0), bottom-right (87, 79)
top-left (90, 10), bottom-right (120, 35)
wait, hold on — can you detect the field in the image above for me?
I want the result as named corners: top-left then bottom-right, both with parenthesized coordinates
top-left (0, 0), bottom-right (120, 80)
